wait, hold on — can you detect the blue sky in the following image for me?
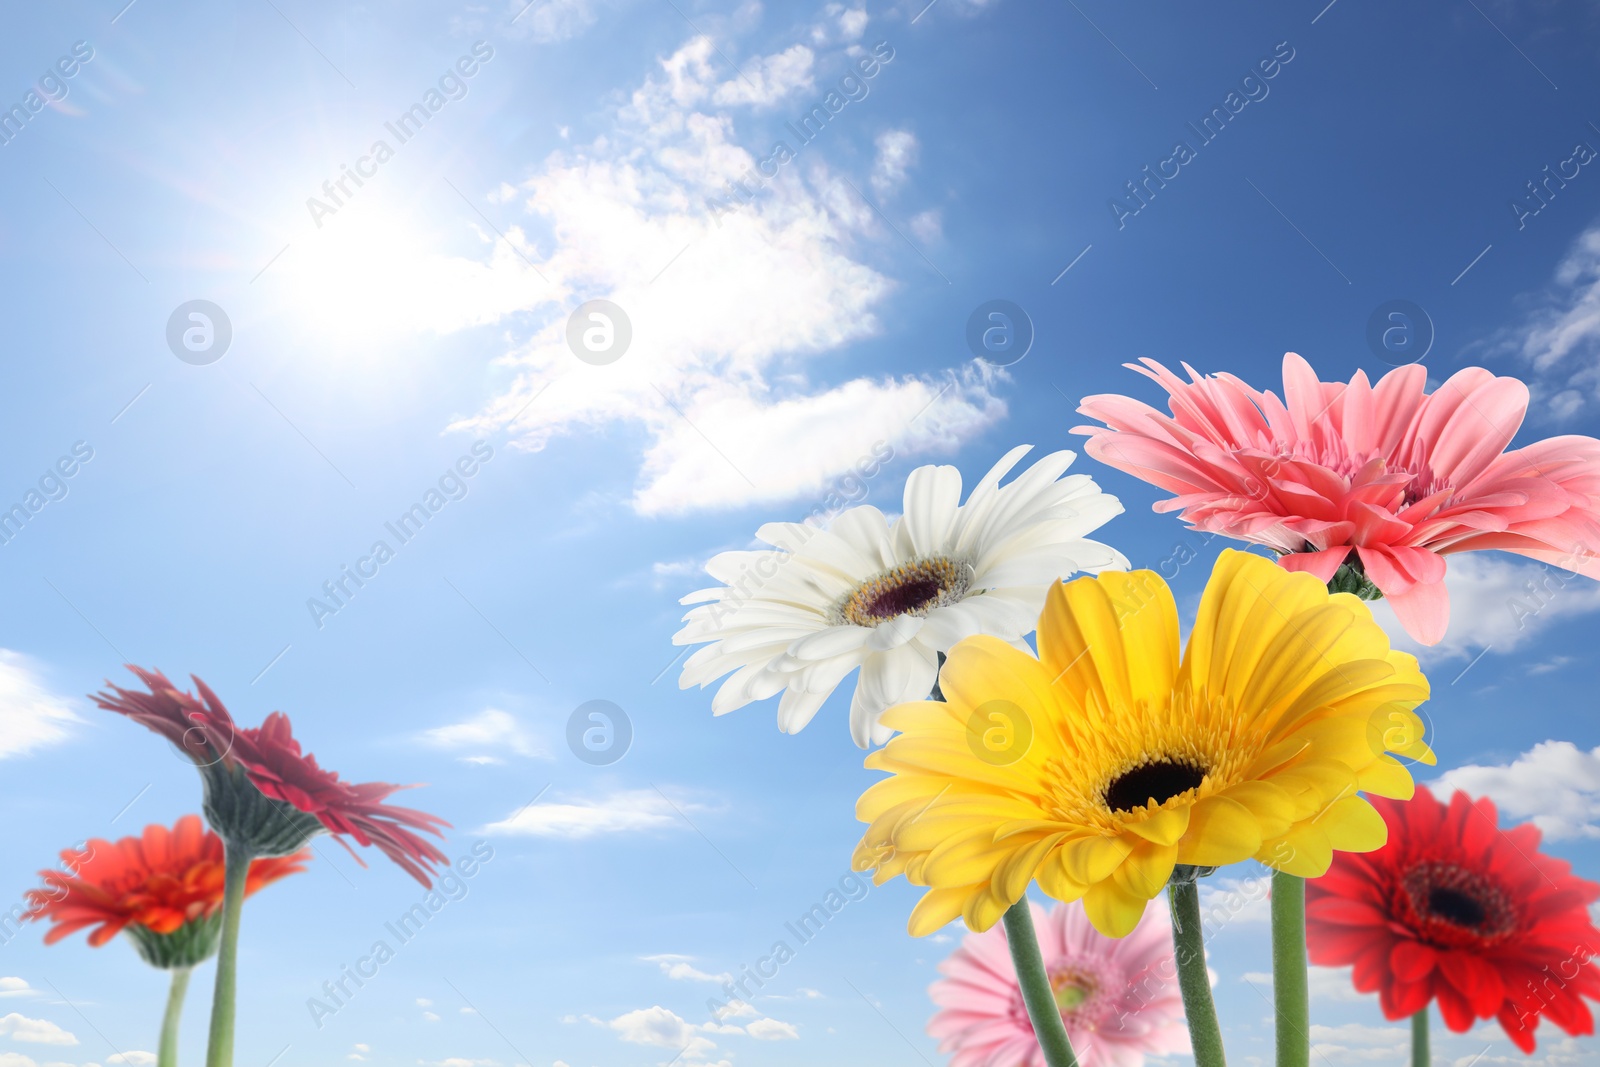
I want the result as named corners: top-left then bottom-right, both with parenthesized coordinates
top-left (2, 0), bottom-right (1600, 1065)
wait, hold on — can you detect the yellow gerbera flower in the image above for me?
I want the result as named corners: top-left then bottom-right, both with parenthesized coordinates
top-left (852, 549), bottom-right (1433, 938)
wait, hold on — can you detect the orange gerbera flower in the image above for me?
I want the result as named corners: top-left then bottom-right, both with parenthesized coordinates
top-left (27, 815), bottom-right (307, 951)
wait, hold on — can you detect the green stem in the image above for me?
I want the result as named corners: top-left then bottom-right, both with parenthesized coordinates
top-left (1169, 879), bottom-right (1227, 1067)
top-left (1411, 1008), bottom-right (1429, 1067)
top-left (1001, 899), bottom-right (1080, 1067)
top-left (159, 967), bottom-right (191, 1067)
top-left (205, 842), bottom-right (253, 1067)
top-left (1271, 871), bottom-right (1310, 1067)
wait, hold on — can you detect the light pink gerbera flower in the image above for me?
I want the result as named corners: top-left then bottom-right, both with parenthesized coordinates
top-left (928, 900), bottom-right (1189, 1067)
top-left (1073, 353), bottom-right (1600, 644)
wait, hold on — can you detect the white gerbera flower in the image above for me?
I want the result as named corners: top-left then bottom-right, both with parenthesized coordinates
top-left (673, 446), bottom-right (1129, 747)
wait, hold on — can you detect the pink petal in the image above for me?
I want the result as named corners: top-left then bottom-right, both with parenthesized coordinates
top-left (1278, 548), bottom-right (1350, 583)
top-left (1383, 576), bottom-right (1450, 645)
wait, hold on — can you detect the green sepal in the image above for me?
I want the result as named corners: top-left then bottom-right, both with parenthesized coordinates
top-left (201, 763), bottom-right (324, 857)
top-left (1327, 560), bottom-right (1384, 601)
top-left (125, 913), bottom-right (223, 970)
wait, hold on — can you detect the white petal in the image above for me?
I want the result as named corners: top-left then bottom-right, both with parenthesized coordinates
top-left (848, 676), bottom-right (880, 749)
top-left (709, 663), bottom-right (769, 715)
top-left (901, 463), bottom-right (963, 558)
top-left (755, 521), bottom-right (819, 553)
top-left (849, 645), bottom-right (938, 747)
top-left (777, 685), bottom-right (834, 734)
top-left (825, 505), bottom-right (896, 572)
top-left (956, 449), bottom-right (1081, 558)
top-left (784, 625), bottom-right (872, 662)
top-left (949, 444), bottom-right (1034, 550)
top-left (916, 601), bottom-right (986, 649)
top-left (794, 651), bottom-right (866, 694)
top-left (679, 643), bottom-right (757, 688)
top-left (704, 549), bottom-right (785, 585)
top-left (866, 613), bottom-right (925, 651)
top-left (951, 591), bottom-right (1039, 637)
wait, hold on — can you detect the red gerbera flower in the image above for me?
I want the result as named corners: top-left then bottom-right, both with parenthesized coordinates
top-left (229, 711), bottom-right (450, 886)
top-left (91, 666), bottom-right (240, 766)
top-left (1307, 786), bottom-right (1600, 1052)
top-left (27, 815), bottom-right (306, 949)
top-left (95, 667), bottom-right (450, 886)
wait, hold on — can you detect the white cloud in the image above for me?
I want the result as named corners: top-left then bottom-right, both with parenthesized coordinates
top-left (0, 980), bottom-right (35, 1000)
top-left (710, 999), bottom-right (759, 1020)
top-left (746, 1017), bottom-right (799, 1040)
top-left (631, 367), bottom-right (1001, 515)
top-left (1311, 1041), bottom-right (1409, 1064)
top-left (421, 1060), bottom-right (497, 1067)
top-left (449, 34), bottom-right (1004, 515)
top-left (838, 8), bottom-right (868, 39)
top-left (642, 954), bottom-right (732, 983)
top-left (712, 45), bottom-right (815, 108)
top-left (870, 129), bottom-right (918, 196)
top-left (1310, 966), bottom-right (1369, 1004)
top-left (1450, 1036), bottom-right (1594, 1066)
top-left (1528, 655), bottom-right (1575, 675)
top-left (909, 208), bottom-right (942, 242)
top-left (505, 0), bottom-right (607, 43)
top-left (0, 653), bottom-right (77, 760)
top-left (1432, 740), bottom-right (1600, 840)
top-left (607, 1006), bottom-right (717, 1060)
top-left (1370, 553), bottom-right (1600, 661)
top-left (418, 709), bottom-right (546, 761)
top-left (1310, 1024), bottom-right (1408, 1046)
top-left (0, 1016), bottom-right (75, 1047)
top-left (482, 789), bottom-right (701, 838)
top-left (107, 1054), bottom-right (155, 1065)
top-left (1492, 222), bottom-right (1600, 417)
top-left (1197, 873), bottom-right (1273, 928)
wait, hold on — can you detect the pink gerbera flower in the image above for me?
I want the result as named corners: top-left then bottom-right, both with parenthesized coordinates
top-left (928, 900), bottom-right (1189, 1067)
top-left (1074, 353), bottom-right (1600, 643)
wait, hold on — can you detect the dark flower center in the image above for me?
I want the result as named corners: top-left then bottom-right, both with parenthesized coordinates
top-left (864, 575), bottom-right (943, 617)
top-left (838, 558), bottom-right (972, 627)
top-left (1427, 886), bottom-right (1487, 929)
top-left (1402, 862), bottom-right (1516, 946)
top-left (1105, 759), bottom-right (1206, 812)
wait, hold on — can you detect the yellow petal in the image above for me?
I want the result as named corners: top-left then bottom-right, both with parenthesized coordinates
top-left (993, 833), bottom-right (1065, 904)
top-left (1082, 875), bottom-right (1148, 938)
top-left (908, 886), bottom-right (973, 936)
top-left (921, 831), bottom-right (1012, 887)
top-left (1356, 755), bottom-right (1416, 800)
top-left (1039, 571), bottom-right (1179, 715)
top-left (1116, 838), bottom-right (1178, 899)
top-left (1214, 780), bottom-right (1295, 840)
top-left (1183, 551), bottom-right (1325, 699)
top-left (1176, 795), bottom-right (1262, 866)
top-left (1262, 822), bottom-right (1333, 877)
top-left (1034, 846), bottom-right (1090, 903)
top-left (1319, 795), bottom-right (1388, 854)
top-left (1060, 834), bottom-right (1135, 885)
top-left (1266, 759), bottom-right (1357, 817)
top-left (1123, 804), bottom-right (1192, 846)
top-left (964, 885), bottom-right (1014, 934)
